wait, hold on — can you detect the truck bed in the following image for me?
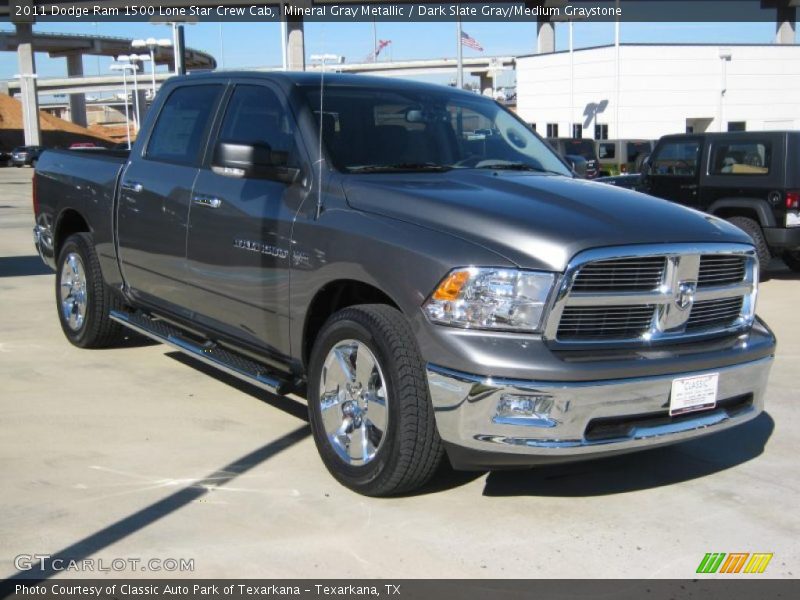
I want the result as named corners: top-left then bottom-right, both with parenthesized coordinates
top-left (34, 148), bottom-right (129, 277)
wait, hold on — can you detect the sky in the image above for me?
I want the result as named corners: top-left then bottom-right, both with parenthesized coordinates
top-left (0, 19), bottom-right (785, 91)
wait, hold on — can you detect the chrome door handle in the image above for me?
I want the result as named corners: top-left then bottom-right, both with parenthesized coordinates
top-left (193, 195), bottom-right (223, 209)
top-left (120, 181), bottom-right (143, 193)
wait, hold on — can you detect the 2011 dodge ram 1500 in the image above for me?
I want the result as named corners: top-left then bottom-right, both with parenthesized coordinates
top-left (33, 72), bottom-right (775, 495)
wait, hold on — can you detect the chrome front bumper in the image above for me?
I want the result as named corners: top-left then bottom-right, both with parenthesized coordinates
top-left (427, 356), bottom-right (772, 469)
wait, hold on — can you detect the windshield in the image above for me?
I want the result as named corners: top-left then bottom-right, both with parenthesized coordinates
top-left (303, 85), bottom-right (571, 176)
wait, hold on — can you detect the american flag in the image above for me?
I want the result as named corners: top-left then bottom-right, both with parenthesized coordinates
top-left (365, 39), bottom-right (392, 62)
top-left (461, 31), bottom-right (484, 52)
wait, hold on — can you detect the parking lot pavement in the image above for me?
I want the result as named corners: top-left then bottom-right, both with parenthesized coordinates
top-left (0, 166), bottom-right (798, 579)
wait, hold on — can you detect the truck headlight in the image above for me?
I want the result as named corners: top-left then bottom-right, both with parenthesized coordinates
top-left (423, 268), bottom-right (555, 332)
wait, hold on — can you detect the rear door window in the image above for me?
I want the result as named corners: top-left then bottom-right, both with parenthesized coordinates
top-left (626, 142), bottom-right (651, 163)
top-left (598, 142), bottom-right (616, 159)
top-left (146, 85), bottom-right (223, 166)
top-left (710, 141), bottom-right (770, 175)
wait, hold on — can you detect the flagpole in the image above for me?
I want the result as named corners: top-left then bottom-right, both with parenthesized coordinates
top-left (373, 19), bottom-right (378, 63)
top-left (456, 15), bottom-right (464, 88)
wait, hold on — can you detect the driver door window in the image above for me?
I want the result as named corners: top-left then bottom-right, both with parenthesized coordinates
top-left (651, 140), bottom-right (700, 176)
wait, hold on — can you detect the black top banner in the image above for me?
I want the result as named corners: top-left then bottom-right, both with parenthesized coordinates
top-left (4, 1), bottom-right (798, 23)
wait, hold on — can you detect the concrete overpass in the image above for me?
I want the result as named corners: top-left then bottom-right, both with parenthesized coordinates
top-left (5, 56), bottom-right (516, 98)
top-left (2, 27), bottom-right (217, 140)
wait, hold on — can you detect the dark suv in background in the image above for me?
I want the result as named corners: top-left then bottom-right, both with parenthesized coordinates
top-left (547, 138), bottom-right (600, 179)
top-left (638, 131), bottom-right (800, 270)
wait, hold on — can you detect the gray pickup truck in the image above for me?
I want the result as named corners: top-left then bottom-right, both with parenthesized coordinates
top-left (33, 72), bottom-right (775, 496)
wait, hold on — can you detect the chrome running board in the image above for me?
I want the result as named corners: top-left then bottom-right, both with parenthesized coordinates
top-left (110, 310), bottom-right (296, 396)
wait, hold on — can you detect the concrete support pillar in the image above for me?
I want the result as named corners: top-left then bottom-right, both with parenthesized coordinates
top-left (15, 23), bottom-right (41, 146)
top-left (776, 6), bottom-right (796, 44)
top-left (537, 17), bottom-right (555, 54)
top-left (478, 73), bottom-right (493, 97)
top-left (66, 54), bottom-right (87, 127)
top-left (286, 17), bottom-right (305, 71)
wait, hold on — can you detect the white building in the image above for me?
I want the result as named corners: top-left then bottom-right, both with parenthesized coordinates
top-left (516, 43), bottom-right (800, 140)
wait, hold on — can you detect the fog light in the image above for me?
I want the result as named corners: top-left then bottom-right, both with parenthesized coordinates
top-left (494, 394), bottom-right (556, 427)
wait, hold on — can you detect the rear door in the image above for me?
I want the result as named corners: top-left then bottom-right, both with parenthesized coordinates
top-left (645, 137), bottom-right (703, 208)
top-left (182, 81), bottom-right (308, 358)
top-left (701, 135), bottom-right (777, 213)
top-left (117, 83), bottom-right (225, 312)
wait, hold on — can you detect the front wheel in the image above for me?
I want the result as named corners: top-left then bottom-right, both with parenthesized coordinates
top-left (307, 305), bottom-right (443, 496)
top-left (56, 233), bottom-right (126, 348)
top-left (783, 250), bottom-right (800, 272)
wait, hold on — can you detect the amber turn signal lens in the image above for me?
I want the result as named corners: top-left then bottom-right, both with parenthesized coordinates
top-left (432, 270), bottom-right (471, 301)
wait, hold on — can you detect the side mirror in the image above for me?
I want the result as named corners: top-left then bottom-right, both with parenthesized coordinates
top-left (212, 141), bottom-right (300, 184)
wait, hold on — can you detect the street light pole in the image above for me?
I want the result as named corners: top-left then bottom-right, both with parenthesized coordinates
top-left (119, 55), bottom-right (150, 131)
top-left (110, 63), bottom-right (132, 149)
top-left (132, 38), bottom-right (172, 100)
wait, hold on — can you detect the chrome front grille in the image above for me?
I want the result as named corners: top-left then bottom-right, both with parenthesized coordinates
top-left (558, 305), bottom-right (655, 340)
top-left (698, 255), bottom-right (746, 287)
top-left (686, 297), bottom-right (744, 331)
top-left (571, 257), bottom-right (666, 292)
top-left (547, 244), bottom-right (757, 345)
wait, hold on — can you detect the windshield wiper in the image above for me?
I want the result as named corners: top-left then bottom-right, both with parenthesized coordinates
top-left (348, 162), bottom-right (452, 173)
top-left (474, 161), bottom-right (564, 176)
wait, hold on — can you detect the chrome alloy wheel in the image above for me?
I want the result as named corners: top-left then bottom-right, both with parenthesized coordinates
top-left (319, 340), bottom-right (389, 466)
top-left (60, 252), bottom-right (88, 331)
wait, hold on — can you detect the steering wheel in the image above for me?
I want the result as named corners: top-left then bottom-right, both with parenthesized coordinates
top-left (672, 160), bottom-right (691, 174)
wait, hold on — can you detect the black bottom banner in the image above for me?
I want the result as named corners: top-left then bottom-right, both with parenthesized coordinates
top-left (1, 579), bottom-right (798, 600)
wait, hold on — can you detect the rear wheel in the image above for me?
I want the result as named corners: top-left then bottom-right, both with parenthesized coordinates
top-left (56, 233), bottom-right (126, 348)
top-left (783, 250), bottom-right (800, 272)
top-left (726, 216), bottom-right (771, 270)
top-left (307, 304), bottom-right (443, 496)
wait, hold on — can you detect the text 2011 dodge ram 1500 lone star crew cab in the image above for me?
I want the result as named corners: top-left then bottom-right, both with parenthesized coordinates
top-left (33, 73), bottom-right (775, 496)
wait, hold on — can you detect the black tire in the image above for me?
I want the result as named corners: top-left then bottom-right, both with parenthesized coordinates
top-left (726, 216), bottom-right (771, 270)
top-left (55, 233), bottom-right (126, 348)
top-left (783, 250), bottom-right (800, 272)
top-left (307, 304), bottom-right (443, 496)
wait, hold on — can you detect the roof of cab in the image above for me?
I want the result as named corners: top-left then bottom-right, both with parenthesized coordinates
top-left (660, 131), bottom-right (799, 140)
top-left (172, 70), bottom-right (480, 97)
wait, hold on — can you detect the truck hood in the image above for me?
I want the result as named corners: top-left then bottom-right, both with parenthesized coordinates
top-left (342, 171), bottom-right (751, 271)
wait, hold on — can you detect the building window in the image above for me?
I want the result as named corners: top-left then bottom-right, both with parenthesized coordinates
top-left (529, 122), bottom-right (536, 132)
top-left (546, 123), bottom-right (559, 138)
top-left (595, 123), bottom-right (608, 140)
top-left (727, 121), bottom-right (746, 132)
top-left (572, 123), bottom-right (582, 138)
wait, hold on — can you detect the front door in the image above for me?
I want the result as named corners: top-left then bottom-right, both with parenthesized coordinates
top-left (183, 82), bottom-right (307, 359)
top-left (645, 137), bottom-right (702, 208)
top-left (117, 83), bottom-right (224, 312)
